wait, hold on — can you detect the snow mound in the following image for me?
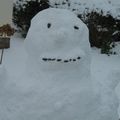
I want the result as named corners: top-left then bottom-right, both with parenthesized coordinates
top-left (50, 0), bottom-right (120, 18)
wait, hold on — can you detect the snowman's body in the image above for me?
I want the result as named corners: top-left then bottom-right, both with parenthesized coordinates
top-left (0, 8), bottom-right (119, 120)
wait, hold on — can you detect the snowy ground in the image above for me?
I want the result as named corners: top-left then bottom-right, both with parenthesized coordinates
top-left (91, 45), bottom-right (120, 117)
top-left (1, 35), bottom-right (120, 117)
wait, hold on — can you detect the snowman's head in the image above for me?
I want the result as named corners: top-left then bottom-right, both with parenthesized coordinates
top-left (25, 8), bottom-right (91, 71)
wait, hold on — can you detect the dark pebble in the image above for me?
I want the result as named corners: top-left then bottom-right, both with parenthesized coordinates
top-left (47, 23), bottom-right (51, 28)
top-left (64, 60), bottom-right (69, 63)
top-left (42, 58), bottom-right (47, 61)
top-left (73, 59), bottom-right (76, 61)
top-left (57, 59), bottom-right (62, 62)
top-left (74, 26), bottom-right (79, 30)
top-left (77, 57), bottom-right (81, 59)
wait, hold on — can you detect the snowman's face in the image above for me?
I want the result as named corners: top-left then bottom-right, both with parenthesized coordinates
top-left (25, 8), bottom-right (90, 65)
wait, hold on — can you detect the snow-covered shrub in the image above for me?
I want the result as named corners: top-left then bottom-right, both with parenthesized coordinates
top-left (78, 10), bottom-right (120, 54)
top-left (13, 0), bottom-right (50, 37)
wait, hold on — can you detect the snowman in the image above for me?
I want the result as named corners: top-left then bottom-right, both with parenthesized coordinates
top-left (24, 8), bottom-right (119, 120)
top-left (24, 8), bottom-right (95, 120)
top-left (0, 8), bottom-right (119, 120)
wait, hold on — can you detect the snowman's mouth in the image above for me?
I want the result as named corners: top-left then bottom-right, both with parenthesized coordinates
top-left (42, 56), bottom-right (81, 63)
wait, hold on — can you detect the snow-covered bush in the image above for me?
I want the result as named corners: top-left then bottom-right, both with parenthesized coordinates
top-left (79, 10), bottom-right (120, 54)
top-left (78, 11), bottom-right (120, 54)
top-left (13, 0), bottom-right (50, 37)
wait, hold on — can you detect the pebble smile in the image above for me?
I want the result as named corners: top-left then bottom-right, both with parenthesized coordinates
top-left (42, 56), bottom-right (81, 63)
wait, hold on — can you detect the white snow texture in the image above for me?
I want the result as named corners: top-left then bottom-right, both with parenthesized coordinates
top-left (0, 8), bottom-right (119, 120)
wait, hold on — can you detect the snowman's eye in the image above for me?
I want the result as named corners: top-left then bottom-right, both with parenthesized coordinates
top-left (74, 26), bottom-right (79, 30)
top-left (47, 23), bottom-right (51, 28)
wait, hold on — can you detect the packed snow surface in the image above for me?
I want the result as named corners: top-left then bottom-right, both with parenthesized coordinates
top-left (0, 8), bottom-right (120, 120)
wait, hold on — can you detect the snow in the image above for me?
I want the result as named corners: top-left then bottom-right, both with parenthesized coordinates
top-left (0, 65), bottom-right (7, 87)
top-left (91, 46), bottom-right (120, 118)
top-left (113, 31), bottom-right (120, 36)
top-left (0, 8), bottom-right (120, 120)
top-left (50, 0), bottom-right (120, 18)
